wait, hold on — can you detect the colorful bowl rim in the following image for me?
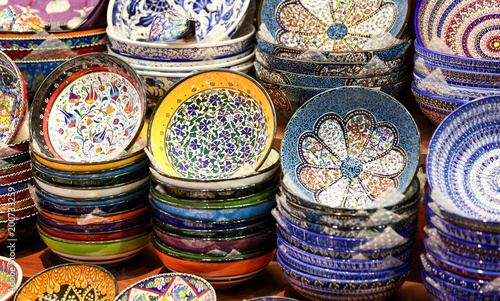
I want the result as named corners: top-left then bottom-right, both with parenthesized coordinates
top-left (13, 263), bottom-right (117, 301)
top-left (29, 53), bottom-right (147, 165)
top-left (113, 272), bottom-right (217, 301)
top-left (257, 76), bottom-right (409, 90)
top-left (0, 256), bottom-right (22, 301)
top-left (135, 58), bottom-right (256, 77)
top-left (33, 172), bottom-right (149, 191)
top-left (255, 31), bottom-right (411, 54)
top-left (0, 27), bottom-right (106, 39)
top-left (39, 219), bottom-right (151, 238)
top-left (422, 58), bottom-right (500, 79)
top-left (38, 203), bottom-right (150, 223)
top-left (243, 297), bottom-right (300, 301)
top-left (37, 208), bottom-right (149, 226)
top-left (412, 68), bottom-right (500, 93)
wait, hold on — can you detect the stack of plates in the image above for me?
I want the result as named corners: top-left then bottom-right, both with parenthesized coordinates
top-left (148, 70), bottom-right (278, 289)
top-left (0, 51), bottom-right (35, 244)
top-left (412, 0), bottom-right (500, 125)
top-left (422, 96), bottom-right (500, 300)
top-left (107, 0), bottom-right (255, 108)
top-left (29, 54), bottom-right (151, 265)
top-left (278, 87), bottom-right (422, 301)
top-left (255, 0), bottom-right (412, 122)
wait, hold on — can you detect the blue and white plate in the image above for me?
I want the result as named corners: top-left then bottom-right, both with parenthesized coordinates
top-left (281, 86), bottom-right (421, 208)
top-left (427, 96), bottom-right (500, 221)
top-left (259, 0), bottom-right (409, 50)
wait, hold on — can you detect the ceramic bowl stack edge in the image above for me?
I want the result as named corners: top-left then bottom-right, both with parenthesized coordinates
top-left (422, 96), bottom-right (500, 300)
top-left (28, 53), bottom-right (151, 266)
top-left (277, 86), bottom-right (422, 301)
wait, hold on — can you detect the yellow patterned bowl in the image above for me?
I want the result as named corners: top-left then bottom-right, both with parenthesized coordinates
top-left (14, 263), bottom-right (117, 301)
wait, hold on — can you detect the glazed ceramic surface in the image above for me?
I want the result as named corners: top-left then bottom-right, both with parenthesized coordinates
top-left (281, 86), bottom-right (421, 208)
top-left (0, 51), bottom-right (27, 144)
top-left (149, 70), bottom-right (275, 179)
top-left (421, 60), bottom-right (500, 89)
top-left (111, 0), bottom-right (249, 41)
top-left (0, 257), bottom-right (21, 301)
top-left (427, 96), bottom-right (500, 220)
top-left (14, 263), bottom-right (117, 301)
top-left (416, 0), bottom-right (500, 60)
top-left (115, 273), bottom-right (216, 301)
top-left (0, 29), bottom-right (107, 50)
top-left (15, 59), bottom-right (65, 104)
top-left (259, 0), bottom-right (408, 50)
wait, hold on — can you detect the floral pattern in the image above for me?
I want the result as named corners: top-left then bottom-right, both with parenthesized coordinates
top-left (269, 0), bottom-right (401, 50)
top-left (296, 110), bottom-right (407, 208)
top-left (164, 88), bottom-right (268, 179)
top-left (45, 71), bottom-right (142, 162)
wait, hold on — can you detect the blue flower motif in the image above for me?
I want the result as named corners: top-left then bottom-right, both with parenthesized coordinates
top-left (175, 124), bottom-right (185, 136)
top-left (226, 143), bottom-right (235, 154)
top-left (257, 137), bottom-right (265, 149)
top-left (242, 127), bottom-right (252, 138)
top-left (190, 139), bottom-right (200, 150)
top-left (234, 96), bottom-right (246, 107)
top-left (199, 120), bottom-right (211, 132)
top-left (172, 145), bottom-right (183, 157)
top-left (221, 161), bottom-right (232, 173)
top-left (234, 114), bottom-right (243, 123)
top-left (193, 0), bottom-right (212, 14)
top-left (240, 146), bottom-right (251, 158)
top-left (219, 130), bottom-right (230, 140)
top-left (187, 103), bottom-right (199, 116)
top-left (209, 95), bottom-right (220, 106)
top-left (254, 113), bottom-right (262, 122)
top-left (211, 140), bottom-right (221, 152)
top-left (197, 159), bottom-right (209, 169)
top-left (126, 0), bottom-right (140, 17)
top-left (217, 110), bottom-right (228, 122)
top-left (177, 162), bottom-right (189, 171)
top-left (172, 285), bottom-right (187, 300)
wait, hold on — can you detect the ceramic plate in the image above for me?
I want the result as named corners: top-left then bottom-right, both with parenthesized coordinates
top-left (416, 0), bottom-right (500, 60)
top-left (14, 263), bottom-right (117, 301)
top-left (110, 0), bottom-right (250, 41)
top-left (115, 273), bottom-right (216, 301)
top-left (149, 70), bottom-right (275, 180)
top-left (30, 53), bottom-right (146, 163)
top-left (0, 51), bottom-right (27, 144)
top-left (259, 0), bottom-right (409, 50)
top-left (281, 86), bottom-right (420, 208)
top-left (427, 96), bottom-right (500, 220)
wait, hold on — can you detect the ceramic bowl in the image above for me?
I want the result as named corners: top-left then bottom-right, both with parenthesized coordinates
top-left (106, 25), bottom-right (255, 61)
top-left (0, 187), bottom-right (30, 205)
top-left (0, 152), bottom-right (30, 169)
top-left (149, 147), bottom-right (281, 191)
top-left (277, 235), bottom-right (413, 272)
top-left (51, 247), bottom-right (147, 266)
top-left (150, 186), bottom-right (276, 222)
top-left (0, 169), bottom-right (32, 185)
top-left (0, 205), bottom-right (37, 221)
top-left (34, 175), bottom-right (150, 199)
top-left (259, 77), bottom-right (406, 121)
top-left (278, 247), bottom-right (413, 281)
top-left (255, 61), bottom-right (407, 88)
top-left (38, 204), bottom-right (150, 224)
top-left (14, 263), bottom-right (117, 301)
top-left (4, 43), bottom-right (107, 60)
top-left (256, 48), bottom-right (409, 77)
top-left (414, 40), bottom-right (500, 72)
top-left (256, 32), bottom-right (412, 63)
top-left (0, 161), bottom-right (30, 178)
top-left (411, 83), bottom-right (465, 125)
top-left (30, 53), bottom-right (147, 163)
top-left (114, 273), bottom-right (216, 301)
top-left (0, 178), bottom-right (31, 196)
top-left (152, 234), bottom-right (276, 277)
top-left (38, 210), bottom-right (150, 233)
top-left (195, 269), bottom-right (266, 289)
top-left (0, 197), bottom-right (33, 213)
top-left (422, 272), bottom-right (465, 301)
top-left (0, 257), bottom-right (22, 300)
top-left (37, 224), bottom-right (152, 257)
top-left (245, 297), bottom-right (299, 301)
top-left (0, 120), bottom-right (29, 158)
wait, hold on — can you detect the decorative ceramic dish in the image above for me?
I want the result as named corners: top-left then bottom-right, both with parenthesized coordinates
top-left (14, 263), bottom-right (117, 301)
top-left (427, 96), bottom-right (500, 221)
top-left (0, 257), bottom-right (22, 301)
top-left (281, 86), bottom-right (421, 207)
top-left (149, 70), bottom-right (275, 180)
top-left (30, 53), bottom-right (146, 163)
top-left (259, 0), bottom-right (409, 50)
top-left (115, 273), bottom-right (216, 301)
top-left (415, 0), bottom-right (500, 60)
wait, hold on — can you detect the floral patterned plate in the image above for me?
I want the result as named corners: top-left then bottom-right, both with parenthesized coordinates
top-left (259, 0), bottom-right (409, 51)
top-left (281, 86), bottom-right (420, 208)
top-left (30, 53), bottom-right (146, 163)
top-left (0, 51), bottom-right (27, 144)
top-left (149, 70), bottom-right (276, 180)
top-left (115, 273), bottom-right (216, 301)
top-left (110, 0), bottom-right (250, 41)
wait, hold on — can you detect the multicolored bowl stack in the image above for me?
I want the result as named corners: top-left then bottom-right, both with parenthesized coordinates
top-left (147, 70), bottom-right (279, 289)
top-left (106, 0), bottom-right (256, 108)
top-left (255, 0), bottom-right (412, 123)
top-left (276, 87), bottom-right (422, 301)
top-left (28, 53), bottom-right (151, 265)
top-left (411, 0), bottom-right (500, 125)
top-left (422, 96), bottom-right (500, 300)
top-left (0, 51), bottom-right (35, 244)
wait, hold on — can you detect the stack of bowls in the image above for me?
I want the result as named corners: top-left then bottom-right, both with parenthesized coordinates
top-left (147, 70), bottom-right (279, 288)
top-left (422, 96), bottom-right (500, 300)
top-left (411, 0), bottom-right (500, 125)
top-left (277, 87), bottom-right (422, 301)
top-left (28, 54), bottom-right (151, 265)
top-left (107, 0), bottom-right (256, 107)
top-left (255, 0), bottom-right (412, 122)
